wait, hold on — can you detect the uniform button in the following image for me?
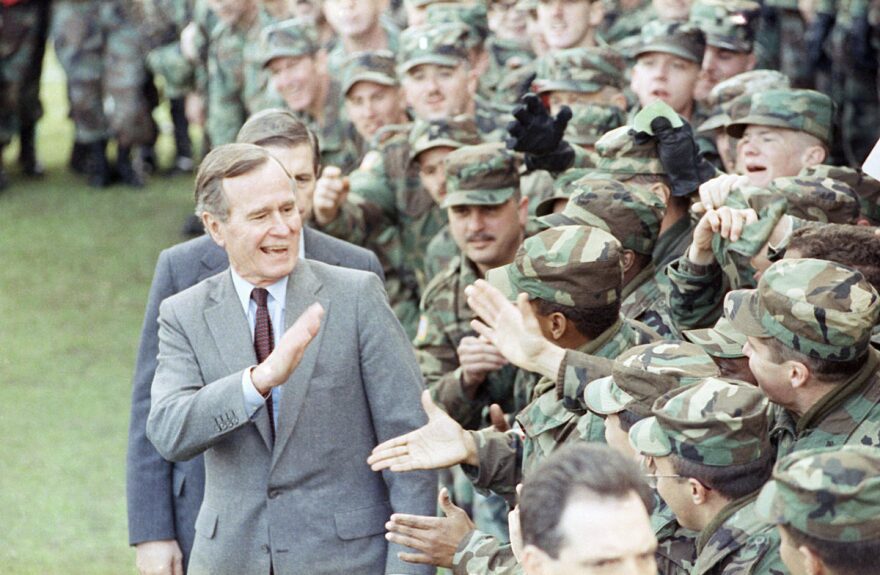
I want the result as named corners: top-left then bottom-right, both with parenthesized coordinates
top-left (261, 544), bottom-right (270, 554)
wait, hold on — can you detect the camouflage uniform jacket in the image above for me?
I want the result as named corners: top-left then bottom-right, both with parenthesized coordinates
top-left (666, 256), bottom-right (728, 331)
top-left (326, 18), bottom-right (400, 84)
top-left (653, 214), bottom-right (694, 278)
top-left (476, 96), bottom-right (513, 142)
top-left (771, 348), bottom-right (880, 457)
top-left (693, 494), bottom-right (787, 575)
top-left (424, 225), bottom-right (460, 288)
top-left (652, 494), bottom-right (698, 575)
top-left (298, 78), bottom-right (364, 175)
top-left (479, 37), bottom-right (535, 101)
top-left (414, 255), bottom-right (527, 429)
top-left (452, 317), bottom-right (659, 575)
top-left (622, 264), bottom-right (680, 339)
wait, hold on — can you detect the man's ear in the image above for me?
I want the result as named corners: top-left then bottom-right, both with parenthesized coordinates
top-left (621, 249), bottom-right (637, 273)
top-left (789, 360), bottom-right (811, 390)
top-left (202, 212), bottom-right (225, 248)
top-left (518, 196), bottom-right (530, 225)
top-left (649, 182), bottom-right (672, 206)
top-left (549, 311), bottom-right (568, 341)
top-left (799, 544), bottom-right (826, 575)
top-left (800, 144), bottom-right (827, 168)
top-left (689, 478), bottom-right (710, 505)
top-left (521, 544), bottom-right (549, 575)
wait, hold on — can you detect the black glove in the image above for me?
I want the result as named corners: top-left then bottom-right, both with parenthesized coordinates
top-left (633, 116), bottom-right (715, 197)
top-left (506, 94), bottom-right (574, 172)
top-left (849, 13), bottom-right (877, 71)
top-left (805, 12), bottom-right (836, 71)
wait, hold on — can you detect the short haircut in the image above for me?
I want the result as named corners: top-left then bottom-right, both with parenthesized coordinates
top-left (194, 143), bottom-right (275, 220)
top-left (763, 336), bottom-right (867, 381)
top-left (236, 108), bottom-right (321, 174)
top-left (533, 299), bottom-right (621, 340)
top-left (519, 443), bottom-right (654, 558)
top-left (789, 224), bottom-right (880, 294)
top-left (670, 452), bottom-right (774, 500)
top-left (782, 525), bottom-right (880, 575)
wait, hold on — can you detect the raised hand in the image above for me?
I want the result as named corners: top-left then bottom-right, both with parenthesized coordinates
top-left (251, 303), bottom-right (324, 395)
top-left (367, 390), bottom-right (478, 472)
top-left (458, 336), bottom-right (509, 394)
top-left (688, 206), bottom-right (759, 266)
top-left (312, 166), bottom-right (349, 225)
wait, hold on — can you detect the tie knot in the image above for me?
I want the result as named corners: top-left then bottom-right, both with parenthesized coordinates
top-left (251, 287), bottom-right (270, 307)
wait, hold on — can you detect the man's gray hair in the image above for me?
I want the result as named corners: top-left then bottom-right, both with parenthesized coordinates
top-left (194, 143), bottom-right (275, 221)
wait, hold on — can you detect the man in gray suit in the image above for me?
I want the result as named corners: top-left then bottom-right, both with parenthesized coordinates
top-left (127, 111), bottom-right (388, 575)
top-left (146, 143), bottom-right (436, 575)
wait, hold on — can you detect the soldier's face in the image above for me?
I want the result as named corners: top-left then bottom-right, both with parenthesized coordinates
top-left (742, 336), bottom-right (798, 408)
top-left (488, 0), bottom-right (529, 41)
top-left (736, 126), bottom-right (820, 188)
top-left (695, 47), bottom-right (756, 101)
top-left (630, 52), bottom-right (701, 118)
top-left (416, 146), bottom-right (456, 204)
top-left (269, 56), bottom-right (320, 113)
top-left (650, 455), bottom-right (701, 531)
top-left (204, 160), bottom-right (302, 287)
top-left (536, 0), bottom-right (602, 50)
top-left (345, 81), bottom-right (406, 139)
top-left (522, 492), bottom-right (657, 575)
top-left (323, 0), bottom-right (382, 38)
top-left (448, 197), bottom-right (528, 273)
top-left (652, 0), bottom-right (691, 21)
top-left (403, 63), bottom-right (474, 121)
top-left (263, 144), bottom-right (318, 222)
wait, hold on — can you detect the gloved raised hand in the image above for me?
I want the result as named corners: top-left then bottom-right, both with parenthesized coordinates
top-left (506, 94), bottom-right (574, 173)
top-left (634, 115), bottom-right (715, 197)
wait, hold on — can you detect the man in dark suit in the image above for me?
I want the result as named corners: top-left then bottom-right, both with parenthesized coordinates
top-left (126, 112), bottom-right (385, 574)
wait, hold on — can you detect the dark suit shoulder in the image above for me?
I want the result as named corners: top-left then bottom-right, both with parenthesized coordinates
top-left (304, 227), bottom-right (383, 278)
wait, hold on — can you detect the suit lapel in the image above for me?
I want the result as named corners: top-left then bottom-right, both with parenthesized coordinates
top-left (199, 239), bottom-right (229, 281)
top-left (271, 260), bottom-right (329, 471)
top-left (203, 271), bottom-right (273, 451)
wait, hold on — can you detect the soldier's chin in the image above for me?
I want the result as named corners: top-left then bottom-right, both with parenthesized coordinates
top-left (745, 168), bottom-right (771, 187)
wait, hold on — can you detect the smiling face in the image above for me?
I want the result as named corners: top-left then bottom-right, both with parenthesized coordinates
top-left (204, 159), bottom-right (302, 287)
top-left (269, 55), bottom-right (320, 113)
top-left (322, 0), bottom-right (382, 38)
top-left (536, 0), bottom-right (601, 50)
top-left (345, 81), bottom-right (406, 139)
top-left (402, 62), bottom-right (474, 120)
top-left (448, 197), bottom-right (528, 274)
top-left (736, 126), bottom-right (822, 188)
top-left (695, 46), bottom-right (756, 101)
top-left (488, 0), bottom-right (529, 41)
top-left (630, 52), bottom-right (701, 117)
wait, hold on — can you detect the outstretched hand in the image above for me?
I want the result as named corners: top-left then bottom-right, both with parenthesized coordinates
top-left (251, 303), bottom-right (324, 395)
top-left (367, 391), bottom-right (478, 471)
top-left (464, 280), bottom-right (565, 379)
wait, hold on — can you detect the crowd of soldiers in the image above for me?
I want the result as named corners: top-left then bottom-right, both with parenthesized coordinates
top-left (8, 0), bottom-right (880, 573)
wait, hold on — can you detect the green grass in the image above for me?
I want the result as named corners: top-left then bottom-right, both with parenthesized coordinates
top-left (0, 51), bottom-right (196, 574)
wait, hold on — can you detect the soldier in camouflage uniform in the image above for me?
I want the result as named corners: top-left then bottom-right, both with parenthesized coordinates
top-left (754, 0), bottom-right (811, 88)
top-left (599, 0), bottom-right (654, 50)
top-left (537, 178), bottom-right (679, 338)
top-left (322, 0), bottom-right (400, 82)
top-left (688, 0), bottom-right (760, 103)
top-left (695, 70), bottom-right (790, 173)
top-left (483, 0), bottom-right (536, 102)
top-left (629, 377), bottom-right (788, 575)
top-left (584, 340), bottom-right (722, 575)
top-left (756, 445), bottom-right (880, 575)
top-left (52, 0), bottom-right (154, 187)
top-left (723, 257), bottom-right (880, 459)
top-left (683, 316), bottom-right (756, 384)
top-left (262, 18), bottom-right (361, 173)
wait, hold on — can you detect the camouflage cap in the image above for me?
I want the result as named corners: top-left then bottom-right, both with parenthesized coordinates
top-left (593, 126), bottom-right (666, 177)
top-left (538, 178), bottom-right (665, 255)
top-left (563, 104), bottom-right (628, 146)
top-left (425, 2), bottom-right (489, 49)
top-left (585, 341), bottom-right (720, 418)
top-left (683, 316), bottom-right (748, 359)
top-left (442, 143), bottom-right (521, 208)
top-left (725, 89), bottom-right (834, 146)
top-left (398, 23), bottom-right (470, 75)
top-left (486, 225), bottom-right (623, 309)
top-left (341, 50), bottom-right (398, 96)
top-left (725, 258), bottom-right (880, 361)
top-left (696, 70), bottom-right (791, 133)
top-left (260, 18), bottom-right (319, 68)
top-left (533, 168), bottom-right (594, 219)
top-left (802, 164), bottom-right (880, 225)
top-left (629, 377), bottom-right (770, 466)
top-left (406, 0), bottom-right (445, 8)
top-left (756, 446), bottom-right (880, 543)
top-left (632, 21), bottom-right (706, 64)
top-left (746, 175), bottom-right (861, 225)
top-left (409, 115), bottom-right (482, 162)
top-left (533, 47), bottom-right (627, 94)
top-left (688, 0), bottom-right (761, 53)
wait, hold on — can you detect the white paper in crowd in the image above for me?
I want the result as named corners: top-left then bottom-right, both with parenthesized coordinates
top-left (861, 136), bottom-right (880, 181)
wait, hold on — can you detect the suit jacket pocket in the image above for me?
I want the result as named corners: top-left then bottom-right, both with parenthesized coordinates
top-left (194, 506), bottom-right (218, 539)
top-left (333, 501), bottom-right (392, 540)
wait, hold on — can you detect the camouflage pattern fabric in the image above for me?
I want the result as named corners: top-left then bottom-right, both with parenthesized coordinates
top-left (486, 226), bottom-right (623, 310)
top-left (260, 16), bottom-right (319, 67)
top-left (754, 4), bottom-right (812, 88)
top-left (424, 224), bottom-right (459, 285)
top-left (600, 1), bottom-right (655, 50)
top-left (300, 77), bottom-right (364, 175)
top-left (326, 18), bottom-right (400, 81)
top-left (725, 88), bottom-right (835, 146)
top-left (52, 0), bottom-right (153, 146)
top-left (756, 445), bottom-right (880, 542)
top-left (592, 125), bottom-right (668, 176)
top-left (803, 164), bottom-right (880, 226)
top-left (341, 50), bottom-right (398, 96)
top-left (683, 316), bottom-right (749, 359)
top-left (652, 496), bottom-right (700, 575)
top-left (563, 104), bottom-right (628, 147)
top-left (688, 0), bottom-right (761, 53)
top-left (725, 258), bottom-right (879, 362)
top-left (696, 70), bottom-right (791, 134)
top-left (743, 175), bottom-right (862, 225)
top-left (409, 115), bottom-right (483, 162)
top-left (532, 47), bottom-right (626, 94)
top-left (442, 143), bottom-right (521, 208)
top-left (425, 1), bottom-right (489, 50)
top-left (0, 1), bottom-right (42, 145)
top-left (633, 21), bottom-right (707, 64)
top-left (479, 37), bottom-right (535, 101)
top-left (397, 22), bottom-right (470, 75)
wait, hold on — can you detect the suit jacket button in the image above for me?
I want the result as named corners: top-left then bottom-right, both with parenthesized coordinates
top-left (261, 544), bottom-right (270, 554)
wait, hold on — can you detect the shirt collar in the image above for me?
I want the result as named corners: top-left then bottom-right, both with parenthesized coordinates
top-left (230, 267), bottom-right (289, 315)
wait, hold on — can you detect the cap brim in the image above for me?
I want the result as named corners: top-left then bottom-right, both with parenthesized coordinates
top-left (628, 417), bottom-right (672, 457)
top-left (486, 265), bottom-right (518, 302)
top-left (343, 73), bottom-right (397, 96)
top-left (585, 375), bottom-right (631, 415)
top-left (441, 188), bottom-right (516, 209)
top-left (682, 326), bottom-right (745, 358)
top-left (696, 114), bottom-right (728, 134)
top-left (726, 114), bottom-right (799, 139)
top-left (399, 56), bottom-right (462, 76)
top-left (724, 289), bottom-right (770, 339)
top-left (634, 45), bottom-right (701, 64)
top-left (533, 80), bottom-right (602, 95)
top-left (537, 212), bottom-right (576, 228)
top-left (535, 195), bottom-right (570, 217)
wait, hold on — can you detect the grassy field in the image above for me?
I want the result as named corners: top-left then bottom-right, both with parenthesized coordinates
top-left (0, 53), bottom-right (196, 574)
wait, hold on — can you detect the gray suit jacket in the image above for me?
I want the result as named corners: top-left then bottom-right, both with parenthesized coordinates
top-left (126, 228), bottom-right (384, 567)
top-left (146, 259), bottom-right (436, 575)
